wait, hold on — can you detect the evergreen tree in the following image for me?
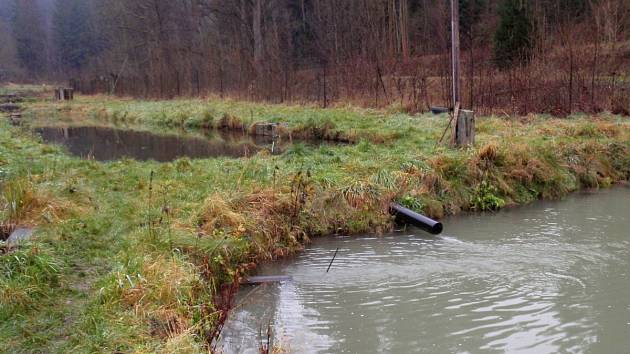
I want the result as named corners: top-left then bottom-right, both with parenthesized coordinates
top-left (459, 0), bottom-right (486, 48)
top-left (52, 0), bottom-right (99, 71)
top-left (0, 19), bottom-right (20, 81)
top-left (11, 0), bottom-right (47, 76)
top-left (494, 0), bottom-right (534, 68)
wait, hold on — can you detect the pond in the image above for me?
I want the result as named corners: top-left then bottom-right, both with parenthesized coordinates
top-left (221, 186), bottom-right (630, 353)
top-left (34, 126), bottom-right (300, 162)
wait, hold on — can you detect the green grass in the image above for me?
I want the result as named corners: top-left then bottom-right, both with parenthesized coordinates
top-left (0, 83), bottom-right (51, 98)
top-left (29, 95), bottom-right (424, 143)
top-left (1, 90), bottom-right (629, 352)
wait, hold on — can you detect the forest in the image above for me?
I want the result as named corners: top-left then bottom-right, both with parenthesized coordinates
top-left (1, 0), bottom-right (629, 115)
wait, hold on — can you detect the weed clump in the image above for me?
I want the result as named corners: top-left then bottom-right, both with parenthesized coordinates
top-left (183, 107), bottom-right (216, 128)
top-left (471, 180), bottom-right (506, 211)
top-left (606, 142), bottom-right (630, 180)
top-left (196, 194), bottom-right (246, 238)
top-left (341, 180), bottom-right (380, 209)
top-left (398, 195), bottom-right (424, 212)
top-left (0, 176), bottom-right (72, 227)
top-left (293, 116), bottom-right (337, 140)
top-left (0, 246), bottom-right (62, 317)
top-left (216, 113), bottom-right (244, 131)
top-left (478, 142), bottom-right (499, 162)
top-left (99, 253), bottom-right (212, 342)
top-left (1, 177), bottom-right (37, 225)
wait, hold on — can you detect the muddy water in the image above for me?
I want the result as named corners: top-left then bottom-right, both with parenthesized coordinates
top-left (34, 126), bottom-right (289, 161)
top-left (221, 187), bottom-right (630, 353)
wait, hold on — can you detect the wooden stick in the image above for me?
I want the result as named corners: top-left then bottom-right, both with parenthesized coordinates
top-left (326, 247), bottom-right (339, 273)
top-left (436, 102), bottom-right (460, 148)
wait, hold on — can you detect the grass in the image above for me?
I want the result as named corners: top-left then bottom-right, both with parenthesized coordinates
top-left (1, 88), bottom-right (629, 352)
top-left (0, 83), bottom-right (51, 101)
top-left (27, 94), bottom-right (412, 143)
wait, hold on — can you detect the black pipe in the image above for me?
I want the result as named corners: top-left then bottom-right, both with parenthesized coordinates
top-left (430, 106), bottom-right (449, 114)
top-left (390, 203), bottom-right (443, 235)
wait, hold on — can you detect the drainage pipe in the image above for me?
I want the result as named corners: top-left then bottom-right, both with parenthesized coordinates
top-left (390, 203), bottom-right (443, 235)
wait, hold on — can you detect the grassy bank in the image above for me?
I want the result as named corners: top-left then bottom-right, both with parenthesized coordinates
top-left (2, 92), bottom-right (629, 352)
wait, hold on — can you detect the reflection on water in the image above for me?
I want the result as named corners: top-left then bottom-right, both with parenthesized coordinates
top-left (34, 126), bottom-right (288, 162)
top-left (221, 187), bottom-right (630, 353)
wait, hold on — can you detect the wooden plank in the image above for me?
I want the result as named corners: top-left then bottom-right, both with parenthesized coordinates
top-left (242, 275), bottom-right (292, 285)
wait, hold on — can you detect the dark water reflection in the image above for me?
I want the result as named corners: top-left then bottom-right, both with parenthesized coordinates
top-left (222, 187), bottom-right (630, 353)
top-left (35, 126), bottom-right (288, 162)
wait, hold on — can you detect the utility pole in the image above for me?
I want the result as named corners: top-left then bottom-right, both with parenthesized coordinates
top-left (450, 0), bottom-right (475, 147)
top-left (451, 0), bottom-right (461, 107)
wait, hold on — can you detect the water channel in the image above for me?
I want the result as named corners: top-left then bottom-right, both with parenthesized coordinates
top-left (221, 187), bottom-right (630, 353)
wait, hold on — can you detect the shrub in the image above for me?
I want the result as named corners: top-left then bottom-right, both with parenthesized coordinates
top-left (398, 195), bottom-right (425, 212)
top-left (471, 180), bottom-right (506, 211)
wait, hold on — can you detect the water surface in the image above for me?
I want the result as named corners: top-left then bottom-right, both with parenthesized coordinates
top-left (222, 187), bottom-right (630, 353)
top-left (34, 126), bottom-right (289, 162)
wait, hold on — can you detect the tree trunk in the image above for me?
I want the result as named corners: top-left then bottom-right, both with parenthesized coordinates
top-left (253, 0), bottom-right (264, 75)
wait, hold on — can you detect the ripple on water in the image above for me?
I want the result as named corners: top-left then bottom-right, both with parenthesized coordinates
top-left (220, 187), bottom-right (630, 353)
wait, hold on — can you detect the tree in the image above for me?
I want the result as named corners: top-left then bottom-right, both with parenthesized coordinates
top-left (592, 0), bottom-right (630, 42)
top-left (11, 0), bottom-right (47, 76)
top-left (494, 0), bottom-right (534, 68)
top-left (0, 18), bottom-right (21, 81)
top-left (459, 0), bottom-right (486, 107)
top-left (52, 0), bottom-right (100, 71)
top-left (459, 0), bottom-right (486, 46)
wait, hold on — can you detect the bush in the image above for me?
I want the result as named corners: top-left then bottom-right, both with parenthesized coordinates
top-left (398, 195), bottom-right (425, 212)
top-left (471, 180), bottom-right (506, 211)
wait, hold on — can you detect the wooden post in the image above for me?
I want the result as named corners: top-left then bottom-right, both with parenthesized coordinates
top-left (54, 87), bottom-right (74, 101)
top-left (452, 109), bottom-right (475, 147)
